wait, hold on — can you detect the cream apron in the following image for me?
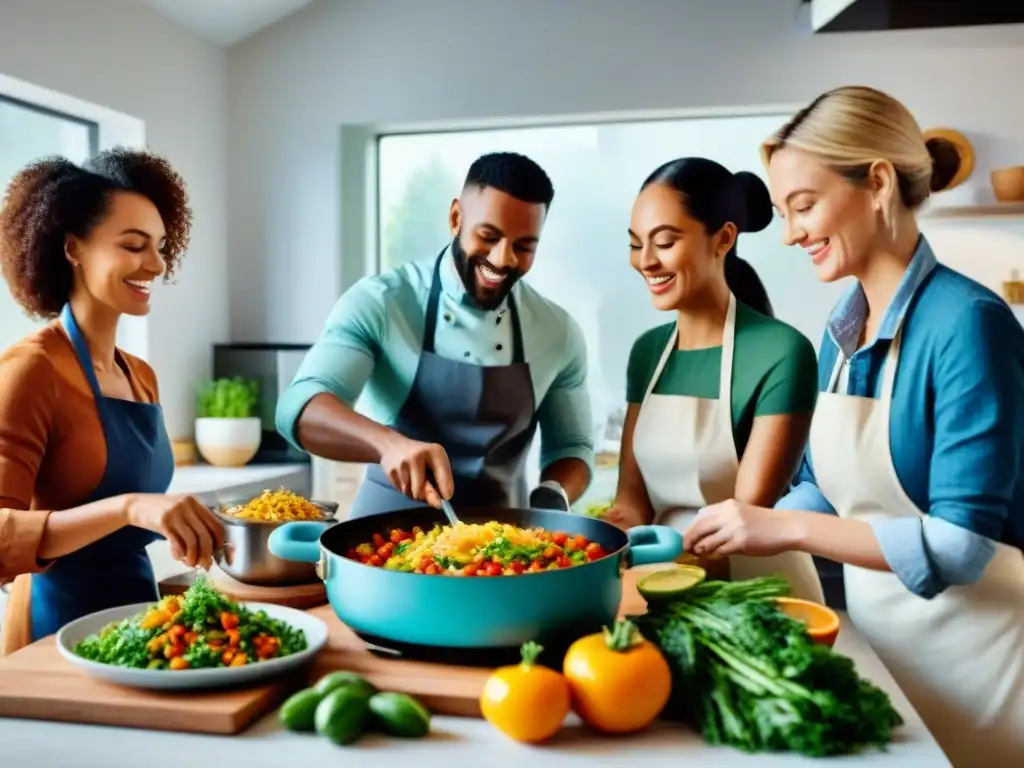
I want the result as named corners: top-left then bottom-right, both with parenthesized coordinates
top-left (632, 294), bottom-right (824, 603)
top-left (810, 322), bottom-right (1024, 768)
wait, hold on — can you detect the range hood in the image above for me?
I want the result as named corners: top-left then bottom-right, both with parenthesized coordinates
top-left (807, 0), bottom-right (1024, 33)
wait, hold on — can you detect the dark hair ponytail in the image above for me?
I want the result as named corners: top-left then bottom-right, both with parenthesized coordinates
top-left (641, 159), bottom-right (775, 317)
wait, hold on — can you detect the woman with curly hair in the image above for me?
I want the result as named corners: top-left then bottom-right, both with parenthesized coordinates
top-left (0, 148), bottom-right (224, 655)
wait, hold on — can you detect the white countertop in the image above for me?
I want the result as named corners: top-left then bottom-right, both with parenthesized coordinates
top-left (0, 615), bottom-right (950, 767)
top-left (167, 462), bottom-right (311, 500)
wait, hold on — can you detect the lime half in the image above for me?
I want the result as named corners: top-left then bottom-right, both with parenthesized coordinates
top-left (637, 565), bottom-right (706, 602)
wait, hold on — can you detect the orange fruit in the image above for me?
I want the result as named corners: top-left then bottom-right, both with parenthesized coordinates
top-left (480, 642), bottom-right (570, 743)
top-left (773, 597), bottom-right (840, 647)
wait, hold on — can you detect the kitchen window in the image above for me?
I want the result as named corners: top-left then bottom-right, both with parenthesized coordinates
top-left (0, 94), bottom-right (98, 351)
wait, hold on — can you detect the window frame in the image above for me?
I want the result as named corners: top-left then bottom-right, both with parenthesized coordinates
top-left (368, 102), bottom-right (803, 276)
top-left (0, 72), bottom-right (146, 358)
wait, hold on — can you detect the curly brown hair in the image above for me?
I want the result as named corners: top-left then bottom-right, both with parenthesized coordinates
top-left (0, 146), bottom-right (192, 320)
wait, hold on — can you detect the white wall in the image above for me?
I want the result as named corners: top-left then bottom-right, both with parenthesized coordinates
top-left (226, 0), bottom-right (1024, 343)
top-left (0, 0), bottom-right (228, 440)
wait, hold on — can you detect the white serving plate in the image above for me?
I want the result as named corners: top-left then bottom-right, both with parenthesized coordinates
top-left (56, 601), bottom-right (328, 691)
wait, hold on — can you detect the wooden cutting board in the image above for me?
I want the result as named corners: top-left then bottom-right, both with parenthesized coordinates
top-left (0, 569), bottom-right (652, 731)
top-left (0, 637), bottom-right (303, 734)
top-left (307, 567), bottom-right (652, 718)
top-left (158, 568), bottom-right (328, 610)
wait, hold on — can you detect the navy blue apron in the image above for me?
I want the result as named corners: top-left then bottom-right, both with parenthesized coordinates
top-left (349, 249), bottom-right (538, 518)
top-left (29, 305), bottom-right (175, 640)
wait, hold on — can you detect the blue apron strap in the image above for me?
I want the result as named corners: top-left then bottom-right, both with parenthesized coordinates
top-left (422, 247), bottom-right (527, 364)
top-left (59, 303), bottom-right (105, 405)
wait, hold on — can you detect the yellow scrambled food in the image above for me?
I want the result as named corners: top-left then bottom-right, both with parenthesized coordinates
top-left (222, 488), bottom-right (324, 522)
top-left (346, 521), bottom-right (608, 575)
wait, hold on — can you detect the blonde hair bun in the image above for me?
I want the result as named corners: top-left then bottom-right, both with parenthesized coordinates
top-left (762, 85), bottom-right (945, 210)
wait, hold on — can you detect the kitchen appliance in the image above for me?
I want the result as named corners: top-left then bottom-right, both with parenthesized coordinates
top-left (267, 508), bottom-right (681, 657)
top-left (210, 497), bottom-right (339, 586)
top-left (212, 343), bottom-right (311, 463)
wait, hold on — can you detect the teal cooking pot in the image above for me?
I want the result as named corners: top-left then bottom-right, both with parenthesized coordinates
top-left (268, 506), bottom-right (682, 651)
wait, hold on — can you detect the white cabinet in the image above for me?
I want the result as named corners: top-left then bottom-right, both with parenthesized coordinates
top-left (311, 457), bottom-right (367, 519)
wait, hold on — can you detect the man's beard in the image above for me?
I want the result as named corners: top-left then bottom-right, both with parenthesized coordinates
top-left (451, 235), bottom-right (521, 311)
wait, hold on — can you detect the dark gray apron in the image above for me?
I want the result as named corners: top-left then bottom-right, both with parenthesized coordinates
top-left (348, 249), bottom-right (537, 518)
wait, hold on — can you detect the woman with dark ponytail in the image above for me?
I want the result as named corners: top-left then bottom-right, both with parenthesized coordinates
top-left (603, 156), bottom-right (822, 601)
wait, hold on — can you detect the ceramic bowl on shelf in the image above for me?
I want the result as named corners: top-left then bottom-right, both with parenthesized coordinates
top-left (194, 416), bottom-right (262, 467)
top-left (990, 166), bottom-right (1024, 202)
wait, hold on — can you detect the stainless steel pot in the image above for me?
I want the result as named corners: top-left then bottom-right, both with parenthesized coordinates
top-left (211, 497), bottom-right (340, 586)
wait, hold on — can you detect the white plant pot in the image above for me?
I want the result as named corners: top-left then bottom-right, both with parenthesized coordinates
top-left (194, 417), bottom-right (262, 468)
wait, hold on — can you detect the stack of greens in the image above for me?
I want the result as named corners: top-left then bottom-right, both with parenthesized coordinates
top-left (630, 576), bottom-right (903, 757)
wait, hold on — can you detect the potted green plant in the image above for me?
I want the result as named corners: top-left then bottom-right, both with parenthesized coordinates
top-left (194, 377), bottom-right (262, 467)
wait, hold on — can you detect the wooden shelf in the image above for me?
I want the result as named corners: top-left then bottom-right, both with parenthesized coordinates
top-left (921, 202), bottom-right (1024, 220)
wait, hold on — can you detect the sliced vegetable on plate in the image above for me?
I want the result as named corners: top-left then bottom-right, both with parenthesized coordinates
top-left (480, 641), bottom-right (571, 743)
top-left (72, 576), bottom-right (307, 670)
top-left (562, 619), bottom-right (672, 734)
top-left (56, 577), bottom-right (327, 691)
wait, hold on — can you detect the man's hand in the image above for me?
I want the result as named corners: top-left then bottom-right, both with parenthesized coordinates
top-left (379, 437), bottom-right (455, 509)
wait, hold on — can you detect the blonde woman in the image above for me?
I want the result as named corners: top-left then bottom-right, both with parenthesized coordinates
top-left (682, 86), bottom-right (1024, 766)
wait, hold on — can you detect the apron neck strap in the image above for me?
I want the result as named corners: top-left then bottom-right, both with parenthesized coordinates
top-left (423, 248), bottom-right (525, 363)
top-left (718, 293), bottom-right (737, 407)
top-left (59, 303), bottom-right (104, 401)
top-left (643, 293), bottom-right (737, 408)
top-left (825, 315), bottom-right (906, 396)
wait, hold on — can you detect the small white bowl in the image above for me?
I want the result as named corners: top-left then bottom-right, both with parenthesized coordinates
top-left (194, 417), bottom-right (262, 467)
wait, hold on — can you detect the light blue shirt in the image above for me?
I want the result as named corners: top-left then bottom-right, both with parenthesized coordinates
top-left (276, 246), bottom-right (595, 475)
top-left (777, 236), bottom-right (1024, 599)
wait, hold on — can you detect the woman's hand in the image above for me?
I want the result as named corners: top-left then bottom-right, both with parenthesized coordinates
top-left (683, 500), bottom-right (802, 558)
top-left (601, 504), bottom-right (648, 532)
top-left (125, 494), bottom-right (225, 570)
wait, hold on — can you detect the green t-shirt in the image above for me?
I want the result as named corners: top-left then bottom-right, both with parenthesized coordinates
top-left (626, 301), bottom-right (819, 457)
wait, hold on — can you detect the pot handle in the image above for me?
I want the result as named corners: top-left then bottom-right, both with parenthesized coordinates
top-left (627, 525), bottom-right (683, 567)
top-left (267, 521), bottom-right (328, 563)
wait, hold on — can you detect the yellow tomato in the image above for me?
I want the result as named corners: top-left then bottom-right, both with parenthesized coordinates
top-left (562, 619), bottom-right (672, 734)
top-left (480, 641), bottom-right (570, 743)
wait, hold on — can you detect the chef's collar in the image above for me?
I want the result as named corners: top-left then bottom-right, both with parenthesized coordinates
top-left (826, 234), bottom-right (938, 358)
top-left (440, 242), bottom-right (512, 313)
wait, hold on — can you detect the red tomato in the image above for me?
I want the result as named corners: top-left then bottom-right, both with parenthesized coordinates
top-left (543, 546), bottom-right (560, 560)
top-left (390, 529), bottom-right (405, 543)
top-left (551, 532), bottom-right (568, 547)
top-left (372, 533), bottom-right (386, 548)
top-left (557, 556), bottom-right (572, 568)
top-left (571, 535), bottom-right (588, 551)
top-left (509, 561), bottom-right (525, 574)
top-left (486, 562), bottom-right (503, 576)
top-left (463, 563), bottom-right (480, 576)
top-left (425, 563), bottom-right (440, 575)
top-left (586, 546), bottom-right (607, 561)
top-left (529, 561), bottom-right (545, 572)
top-left (368, 554), bottom-right (383, 566)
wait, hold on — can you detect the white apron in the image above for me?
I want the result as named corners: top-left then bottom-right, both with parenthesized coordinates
top-left (810, 322), bottom-right (1024, 768)
top-left (632, 294), bottom-right (824, 603)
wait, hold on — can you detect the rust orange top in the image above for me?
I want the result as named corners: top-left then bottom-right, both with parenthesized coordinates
top-left (0, 320), bottom-right (159, 582)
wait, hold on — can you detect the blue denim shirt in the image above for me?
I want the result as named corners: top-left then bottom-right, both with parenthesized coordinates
top-left (777, 236), bottom-right (1024, 599)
